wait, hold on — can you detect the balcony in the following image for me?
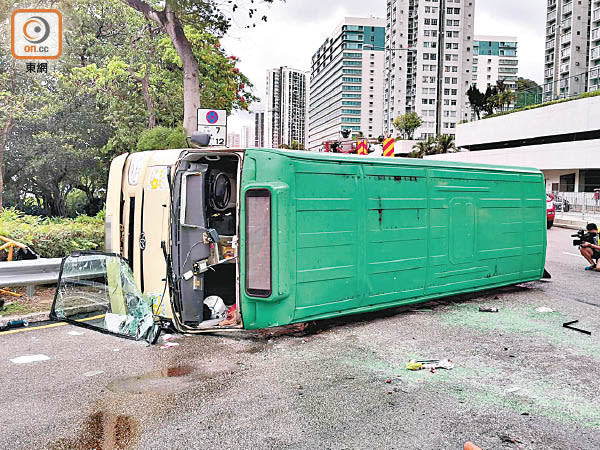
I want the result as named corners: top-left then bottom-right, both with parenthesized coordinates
top-left (592, 46), bottom-right (600, 60)
top-left (547, 10), bottom-right (557, 22)
top-left (591, 67), bottom-right (600, 79)
top-left (560, 78), bottom-right (569, 89)
top-left (560, 32), bottom-right (572, 45)
top-left (548, 0), bottom-right (556, 6)
top-left (545, 68), bottom-right (554, 77)
top-left (592, 27), bottom-right (600, 41)
top-left (560, 63), bottom-right (570, 73)
top-left (546, 53), bottom-right (555, 63)
top-left (561, 17), bottom-right (572, 29)
top-left (546, 39), bottom-right (556, 49)
top-left (560, 47), bottom-right (571, 59)
top-left (594, 7), bottom-right (600, 22)
top-left (563, 1), bottom-right (573, 16)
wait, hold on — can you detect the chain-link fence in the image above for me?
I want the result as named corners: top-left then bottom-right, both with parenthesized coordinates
top-left (510, 67), bottom-right (600, 111)
top-left (551, 191), bottom-right (600, 214)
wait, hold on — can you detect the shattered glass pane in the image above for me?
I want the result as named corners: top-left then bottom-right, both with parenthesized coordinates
top-left (52, 254), bottom-right (154, 340)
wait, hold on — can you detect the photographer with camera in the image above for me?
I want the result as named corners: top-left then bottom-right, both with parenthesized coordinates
top-left (576, 223), bottom-right (600, 270)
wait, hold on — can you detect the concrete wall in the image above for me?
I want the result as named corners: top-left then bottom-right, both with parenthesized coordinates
top-left (456, 95), bottom-right (600, 147)
top-left (544, 169), bottom-right (580, 192)
top-left (426, 139), bottom-right (600, 170)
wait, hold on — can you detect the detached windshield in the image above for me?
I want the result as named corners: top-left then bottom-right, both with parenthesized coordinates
top-left (51, 253), bottom-right (154, 340)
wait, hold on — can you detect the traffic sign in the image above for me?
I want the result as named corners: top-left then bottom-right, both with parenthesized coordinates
top-left (197, 108), bottom-right (227, 146)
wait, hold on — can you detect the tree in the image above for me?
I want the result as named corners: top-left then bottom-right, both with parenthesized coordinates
top-left (66, 0), bottom-right (255, 154)
top-left (483, 86), bottom-right (499, 116)
top-left (0, 48), bottom-right (42, 212)
top-left (467, 85), bottom-right (486, 120)
top-left (498, 89), bottom-right (516, 112)
top-left (516, 78), bottom-right (542, 108)
top-left (409, 137), bottom-right (435, 158)
top-left (434, 134), bottom-right (456, 154)
top-left (5, 79), bottom-right (112, 216)
top-left (120, 0), bottom-right (274, 134)
top-left (393, 112), bottom-right (423, 140)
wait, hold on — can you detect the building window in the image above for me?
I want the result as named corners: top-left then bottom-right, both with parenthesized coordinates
top-left (579, 170), bottom-right (600, 192)
top-left (559, 173), bottom-right (576, 192)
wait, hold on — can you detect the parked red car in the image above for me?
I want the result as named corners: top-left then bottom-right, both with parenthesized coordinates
top-left (547, 194), bottom-right (555, 229)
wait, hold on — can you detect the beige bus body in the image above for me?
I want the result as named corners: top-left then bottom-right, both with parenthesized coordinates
top-left (104, 148), bottom-right (244, 332)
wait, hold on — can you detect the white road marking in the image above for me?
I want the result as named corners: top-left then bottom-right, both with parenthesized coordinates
top-left (10, 354), bottom-right (50, 364)
top-left (563, 252), bottom-right (582, 258)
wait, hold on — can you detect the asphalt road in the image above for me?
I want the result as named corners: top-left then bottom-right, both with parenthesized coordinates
top-left (545, 226), bottom-right (600, 307)
top-left (1, 227), bottom-right (599, 450)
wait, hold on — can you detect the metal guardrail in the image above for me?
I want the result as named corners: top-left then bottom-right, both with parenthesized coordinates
top-left (0, 258), bottom-right (63, 296)
top-left (0, 257), bottom-right (106, 296)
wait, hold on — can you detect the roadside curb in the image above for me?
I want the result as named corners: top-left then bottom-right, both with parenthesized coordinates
top-left (1, 310), bottom-right (50, 325)
top-left (555, 219), bottom-right (588, 230)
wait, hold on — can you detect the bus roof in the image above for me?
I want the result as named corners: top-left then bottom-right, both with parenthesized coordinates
top-left (245, 147), bottom-right (543, 175)
top-left (131, 147), bottom-right (542, 175)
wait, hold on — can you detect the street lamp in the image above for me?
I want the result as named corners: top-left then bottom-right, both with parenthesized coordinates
top-left (363, 44), bottom-right (416, 137)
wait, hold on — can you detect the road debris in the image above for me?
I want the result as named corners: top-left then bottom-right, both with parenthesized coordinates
top-left (506, 387), bottom-right (521, 394)
top-left (68, 331), bottom-right (84, 336)
top-left (0, 319), bottom-right (29, 331)
top-left (464, 442), bottom-right (482, 450)
top-left (160, 342), bottom-right (180, 350)
top-left (536, 307), bottom-right (554, 313)
top-left (10, 354), bottom-right (50, 364)
top-left (84, 370), bottom-right (105, 377)
top-left (563, 320), bottom-right (591, 335)
top-left (499, 434), bottom-right (522, 444)
top-left (479, 306), bottom-right (499, 313)
top-left (406, 359), bottom-right (454, 371)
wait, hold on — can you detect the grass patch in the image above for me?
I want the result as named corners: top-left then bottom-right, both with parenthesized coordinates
top-left (1, 301), bottom-right (35, 316)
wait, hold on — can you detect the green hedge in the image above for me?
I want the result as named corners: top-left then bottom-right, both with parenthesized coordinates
top-left (0, 208), bottom-right (105, 258)
top-left (136, 126), bottom-right (187, 152)
top-left (484, 89), bottom-right (600, 120)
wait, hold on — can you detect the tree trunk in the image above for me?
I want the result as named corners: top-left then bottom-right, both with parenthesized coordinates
top-left (122, 0), bottom-right (201, 135)
top-left (0, 117), bottom-right (12, 214)
top-left (129, 67), bottom-right (155, 129)
top-left (163, 10), bottom-right (200, 135)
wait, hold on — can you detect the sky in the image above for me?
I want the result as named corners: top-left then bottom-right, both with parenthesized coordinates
top-left (221, 0), bottom-right (547, 133)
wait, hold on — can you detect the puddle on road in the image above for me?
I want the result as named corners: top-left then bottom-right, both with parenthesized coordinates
top-left (107, 365), bottom-right (195, 394)
top-left (50, 411), bottom-right (138, 450)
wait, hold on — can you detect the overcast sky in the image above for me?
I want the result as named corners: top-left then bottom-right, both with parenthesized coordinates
top-left (222, 0), bottom-right (547, 132)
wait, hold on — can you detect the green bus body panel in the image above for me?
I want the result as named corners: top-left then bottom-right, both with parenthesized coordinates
top-left (239, 149), bottom-right (547, 330)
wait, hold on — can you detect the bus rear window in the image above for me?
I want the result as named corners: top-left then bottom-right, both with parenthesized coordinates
top-left (245, 189), bottom-right (271, 297)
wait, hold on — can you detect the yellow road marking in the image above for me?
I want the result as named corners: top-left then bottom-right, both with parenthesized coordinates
top-left (0, 314), bottom-right (106, 336)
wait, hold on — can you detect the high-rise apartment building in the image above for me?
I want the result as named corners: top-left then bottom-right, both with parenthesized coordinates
top-left (589, 1), bottom-right (600, 91)
top-left (307, 17), bottom-right (386, 151)
top-left (472, 36), bottom-right (518, 92)
top-left (544, 0), bottom-right (591, 100)
top-left (240, 125), bottom-right (254, 148)
top-left (227, 131), bottom-right (241, 148)
top-left (264, 67), bottom-right (308, 148)
top-left (254, 109), bottom-right (265, 147)
top-left (385, 0), bottom-right (476, 139)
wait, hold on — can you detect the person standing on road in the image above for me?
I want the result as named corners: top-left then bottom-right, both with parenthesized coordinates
top-left (579, 223), bottom-right (600, 270)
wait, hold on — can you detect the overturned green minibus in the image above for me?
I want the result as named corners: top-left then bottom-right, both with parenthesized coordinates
top-left (51, 148), bottom-right (547, 340)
